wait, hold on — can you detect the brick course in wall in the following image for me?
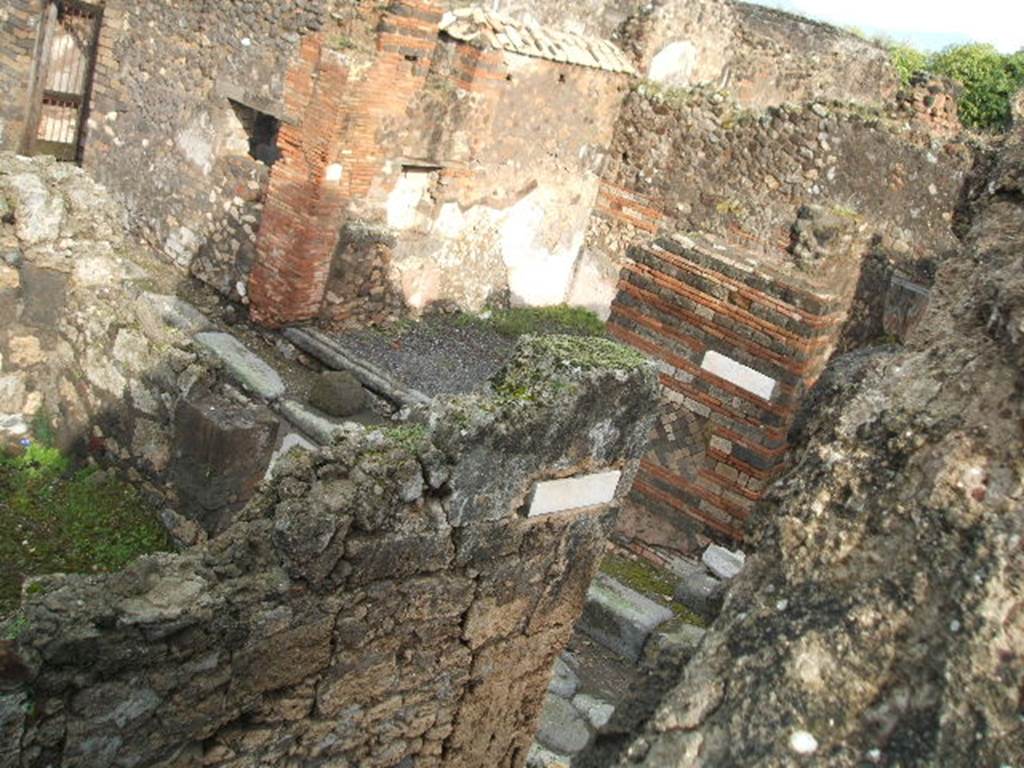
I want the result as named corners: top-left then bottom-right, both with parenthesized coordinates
top-left (610, 231), bottom-right (860, 555)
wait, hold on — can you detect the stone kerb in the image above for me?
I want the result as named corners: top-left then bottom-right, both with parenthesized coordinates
top-left (2, 335), bottom-right (660, 768)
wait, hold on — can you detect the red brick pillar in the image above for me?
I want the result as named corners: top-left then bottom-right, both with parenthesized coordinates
top-left (249, 36), bottom-right (350, 327)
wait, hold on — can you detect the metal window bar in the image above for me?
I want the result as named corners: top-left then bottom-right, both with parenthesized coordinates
top-left (31, 0), bottom-right (103, 162)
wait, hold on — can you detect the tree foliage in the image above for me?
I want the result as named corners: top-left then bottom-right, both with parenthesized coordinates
top-left (888, 41), bottom-right (1024, 131)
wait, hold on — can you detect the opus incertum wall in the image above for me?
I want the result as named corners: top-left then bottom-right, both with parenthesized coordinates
top-left (608, 230), bottom-right (861, 557)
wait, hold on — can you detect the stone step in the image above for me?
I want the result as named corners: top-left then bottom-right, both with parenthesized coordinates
top-left (578, 573), bottom-right (674, 663)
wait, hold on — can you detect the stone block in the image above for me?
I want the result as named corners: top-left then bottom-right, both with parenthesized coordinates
top-left (18, 263), bottom-right (67, 329)
top-left (535, 694), bottom-right (591, 755)
top-left (172, 391), bottom-right (280, 533)
top-left (642, 619), bottom-right (707, 670)
top-left (136, 293), bottom-right (212, 340)
top-left (579, 574), bottom-right (674, 662)
top-left (702, 544), bottom-right (745, 580)
top-left (547, 656), bottom-right (579, 698)
top-left (310, 370), bottom-right (366, 418)
top-left (0, 373), bottom-right (26, 413)
top-left (194, 332), bottom-right (285, 400)
top-left (673, 570), bottom-right (725, 617)
top-left (572, 693), bottom-right (615, 729)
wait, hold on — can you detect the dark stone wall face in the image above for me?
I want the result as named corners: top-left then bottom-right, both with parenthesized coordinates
top-left (80, 0), bottom-right (328, 302)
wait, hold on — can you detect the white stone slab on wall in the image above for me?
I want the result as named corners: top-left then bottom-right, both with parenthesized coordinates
top-left (700, 350), bottom-right (777, 401)
top-left (528, 470), bottom-right (622, 517)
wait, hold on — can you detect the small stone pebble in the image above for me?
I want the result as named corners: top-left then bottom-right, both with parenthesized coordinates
top-left (789, 730), bottom-right (818, 755)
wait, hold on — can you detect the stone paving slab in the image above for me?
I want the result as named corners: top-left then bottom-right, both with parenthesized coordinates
top-left (195, 331), bottom-right (286, 401)
top-left (578, 574), bottom-right (674, 662)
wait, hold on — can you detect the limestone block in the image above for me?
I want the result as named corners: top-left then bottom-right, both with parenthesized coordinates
top-left (547, 656), bottom-right (579, 698)
top-left (136, 293), bottom-right (212, 338)
top-left (702, 544), bottom-right (745, 580)
top-left (579, 574), bottom-right (674, 662)
top-left (0, 264), bottom-right (18, 290)
top-left (571, 693), bottom-right (616, 729)
top-left (0, 372), bottom-right (26, 413)
top-left (3, 173), bottom-right (65, 245)
top-left (194, 332), bottom-right (285, 400)
top-left (8, 336), bottom-right (44, 367)
top-left (535, 694), bottom-right (591, 755)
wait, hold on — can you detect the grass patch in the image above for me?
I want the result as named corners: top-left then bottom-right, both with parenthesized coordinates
top-left (0, 444), bottom-right (170, 619)
top-left (464, 305), bottom-right (608, 339)
top-left (601, 552), bottom-right (707, 627)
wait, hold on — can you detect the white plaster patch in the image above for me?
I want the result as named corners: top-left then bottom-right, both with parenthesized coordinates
top-left (501, 195), bottom-right (580, 306)
top-left (528, 470), bottom-right (622, 518)
top-left (648, 41), bottom-right (698, 87)
top-left (386, 167), bottom-right (432, 230)
top-left (175, 113), bottom-right (215, 174)
top-left (325, 163), bottom-right (344, 184)
top-left (701, 350), bottom-right (777, 401)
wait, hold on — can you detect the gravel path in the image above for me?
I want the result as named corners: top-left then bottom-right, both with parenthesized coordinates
top-left (334, 317), bottom-right (516, 397)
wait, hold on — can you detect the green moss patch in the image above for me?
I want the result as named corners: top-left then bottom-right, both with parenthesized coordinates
top-left (601, 552), bottom-right (706, 627)
top-left (0, 444), bottom-right (170, 619)
top-left (470, 305), bottom-right (608, 339)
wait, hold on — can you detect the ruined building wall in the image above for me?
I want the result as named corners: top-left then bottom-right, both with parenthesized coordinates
top-left (252, 4), bottom-right (632, 328)
top-left (616, 132), bottom-right (1024, 768)
top-left (576, 88), bottom-right (971, 321)
top-left (0, 153), bottom-right (340, 537)
top-left (318, 41), bottom-right (630, 325)
top-left (0, 0), bottom-right (43, 152)
top-left (608, 222), bottom-right (862, 556)
top-left (620, 0), bottom-right (898, 109)
top-left (79, 0), bottom-right (331, 300)
top-left (3, 335), bottom-right (660, 768)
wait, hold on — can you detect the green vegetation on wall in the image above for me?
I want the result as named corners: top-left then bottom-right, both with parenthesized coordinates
top-left (0, 444), bottom-right (170, 618)
top-left (888, 41), bottom-right (1024, 131)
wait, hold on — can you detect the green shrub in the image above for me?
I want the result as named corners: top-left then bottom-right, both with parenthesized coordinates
top-left (888, 41), bottom-right (1024, 131)
top-left (931, 44), bottom-right (1024, 130)
top-left (890, 42), bottom-right (930, 86)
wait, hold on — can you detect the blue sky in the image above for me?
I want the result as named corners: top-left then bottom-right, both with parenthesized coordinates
top-left (749, 0), bottom-right (1023, 53)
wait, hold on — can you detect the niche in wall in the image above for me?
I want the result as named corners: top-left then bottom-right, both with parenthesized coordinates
top-left (223, 99), bottom-right (282, 167)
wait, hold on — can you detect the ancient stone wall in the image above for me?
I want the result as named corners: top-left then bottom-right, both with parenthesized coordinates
top-left (622, 0), bottom-right (897, 109)
top-left (0, 152), bottom-right (335, 536)
top-left (2, 335), bottom-right (660, 768)
top-left (0, 0), bottom-right (43, 153)
top-left (253, 3), bottom-right (632, 328)
top-left (79, 0), bottom-right (329, 301)
top-left (613, 132), bottom-right (1024, 768)
top-left (577, 87), bottom-right (971, 323)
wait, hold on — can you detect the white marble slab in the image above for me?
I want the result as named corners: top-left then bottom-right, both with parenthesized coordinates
top-left (528, 470), bottom-right (622, 517)
top-left (701, 350), bottom-right (777, 401)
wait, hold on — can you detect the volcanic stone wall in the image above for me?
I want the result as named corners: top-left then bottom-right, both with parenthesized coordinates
top-left (0, 0), bottom-right (43, 153)
top-left (577, 87), bottom-right (971, 326)
top-left (2, 336), bottom-right (660, 768)
top-left (608, 228), bottom-right (860, 555)
top-left (77, 0), bottom-right (330, 301)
